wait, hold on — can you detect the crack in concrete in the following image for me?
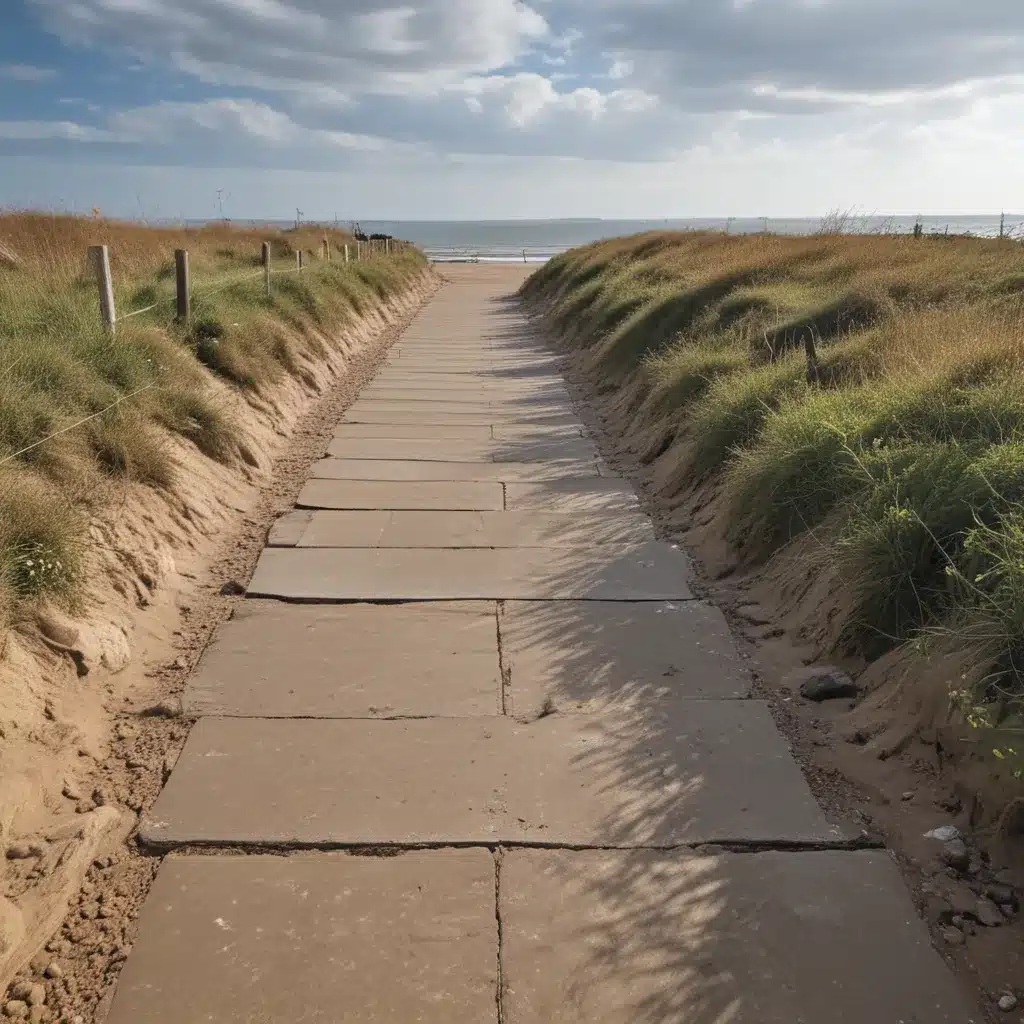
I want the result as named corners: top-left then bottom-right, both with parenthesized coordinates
top-left (496, 600), bottom-right (511, 717)
top-left (494, 848), bottom-right (506, 1024)
top-left (139, 836), bottom-right (883, 856)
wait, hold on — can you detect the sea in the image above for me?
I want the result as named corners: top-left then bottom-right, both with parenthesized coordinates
top-left (200, 215), bottom-right (1024, 264)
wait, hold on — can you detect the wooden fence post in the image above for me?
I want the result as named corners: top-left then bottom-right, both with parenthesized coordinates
top-left (174, 249), bottom-right (190, 323)
top-left (323, 237), bottom-right (331, 260)
top-left (262, 241), bottom-right (271, 297)
top-left (297, 250), bottom-right (303, 271)
top-left (88, 245), bottom-right (116, 334)
top-left (804, 330), bottom-right (821, 385)
top-left (356, 241), bottom-right (361, 261)
top-left (344, 244), bottom-right (349, 263)
top-left (385, 237), bottom-right (391, 255)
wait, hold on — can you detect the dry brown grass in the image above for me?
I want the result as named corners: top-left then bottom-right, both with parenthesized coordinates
top-left (0, 212), bottom-right (425, 618)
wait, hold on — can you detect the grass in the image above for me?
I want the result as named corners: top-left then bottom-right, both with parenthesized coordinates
top-left (0, 212), bottom-right (425, 618)
top-left (523, 229), bottom-right (1024, 768)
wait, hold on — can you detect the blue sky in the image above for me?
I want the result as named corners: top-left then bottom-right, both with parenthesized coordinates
top-left (1, 0), bottom-right (1024, 220)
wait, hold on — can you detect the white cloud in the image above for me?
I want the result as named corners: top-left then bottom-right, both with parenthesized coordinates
top-left (0, 63), bottom-right (57, 83)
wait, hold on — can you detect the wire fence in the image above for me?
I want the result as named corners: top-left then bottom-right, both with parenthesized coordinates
top-left (87, 235), bottom-right (402, 334)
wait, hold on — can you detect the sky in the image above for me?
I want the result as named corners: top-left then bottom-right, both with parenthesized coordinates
top-left (0, 0), bottom-right (1023, 220)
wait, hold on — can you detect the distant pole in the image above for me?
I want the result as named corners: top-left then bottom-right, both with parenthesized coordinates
top-left (1000, 212), bottom-right (1006, 239)
top-left (262, 241), bottom-right (271, 297)
top-left (297, 250), bottom-right (303, 270)
top-left (356, 241), bottom-right (361, 261)
top-left (386, 237), bottom-right (391, 255)
top-left (523, 249), bottom-right (527, 263)
top-left (174, 249), bottom-right (190, 323)
top-left (324, 237), bottom-right (331, 261)
top-left (88, 245), bottom-right (116, 334)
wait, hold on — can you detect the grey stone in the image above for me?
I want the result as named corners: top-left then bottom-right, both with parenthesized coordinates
top-left (796, 667), bottom-right (859, 702)
top-left (942, 839), bottom-right (970, 871)
top-left (269, 509), bottom-right (654, 549)
top-left (941, 927), bottom-right (966, 946)
top-left (105, 853), bottom-right (497, 1024)
top-left (246, 541), bottom-right (693, 602)
top-left (975, 898), bottom-right (1004, 927)
top-left (140, 704), bottom-right (836, 849)
top-left (997, 993), bottom-right (1017, 1012)
top-left (296, 478), bottom-right (503, 511)
top-left (501, 849), bottom-right (980, 1023)
top-left (500, 600), bottom-right (750, 716)
top-left (185, 602), bottom-right (500, 718)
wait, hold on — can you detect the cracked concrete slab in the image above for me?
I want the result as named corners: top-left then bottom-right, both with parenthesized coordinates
top-left (140, 703), bottom-right (838, 848)
top-left (246, 540), bottom-right (692, 601)
top-left (185, 601), bottom-right (501, 718)
top-left (296, 478), bottom-right (504, 511)
top-left (500, 601), bottom-right (751, 717)
top-left (105, 851), bottom-right (498, 1024)
top-left (268, 510), bottom-right (656, 548)
top-left (500, 849), bottom-right (979, 1023)
top-left (311, 458), bottom-right (600, 482)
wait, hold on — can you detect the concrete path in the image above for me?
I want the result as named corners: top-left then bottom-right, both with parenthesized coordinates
top-left (109, 267), bottom-right (978, 1022)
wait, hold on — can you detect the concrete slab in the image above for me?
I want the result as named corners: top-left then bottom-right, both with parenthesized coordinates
top-left (491, 424), bottom-right (584, 440)
top-left (296, 479), bottom-right (504, 511)
top-left (500, 849), bottom-right (979, 1023)
top-left (269, 510), bottom-right (656, 549)
top-left (363, 386), bottom-right (571, 403)
top-left (505, 479), bottom-right (639, 513)
top-left (344, 401), bottom-right (576, 422)
top-left (325, 437), bottom-right (597, 463)
top-left (105, 852), bottom-right (497, 1024)
top-left (334, 423), bottom-right (495, 439)
top-left (501, 601), bottom-right (751, 718)
top-left (246, 541), bottom-right (693, 601)
top-left (185, 601), bottom-right (500, 718)
top-left (344, 407), bottom-right (580, 427)
top-left (312, 458), bottom-right (600, 483)
top-left (140, 703), bottom-right (837, 848)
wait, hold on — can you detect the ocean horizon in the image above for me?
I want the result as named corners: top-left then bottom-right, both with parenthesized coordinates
top-left (181, 214), bottom-right (1024, 263)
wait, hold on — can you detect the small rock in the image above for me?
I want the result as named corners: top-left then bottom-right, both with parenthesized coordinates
top-left (5, 843), bottom-right (34, 861)
top-left (140, 700), bottom-right (180, 719)
top-left (171, 656), bottom-right (187, 670)
top-left (8, 985), bottom-right (42, 1008)
top-left (997, 993), bottom-right (1017, 1012)
top-left (42, 965), bottom-right (61, 981)
top-left (27, 1007), bottom-right (44, 1024)
top-left (75, 800), bottom-right (95, 815)
top-left (947, 886), bottom-right (979, 917)
top-left (941, 927), bottom-right (965, 946)
top-left (901, 791), bottom-right (916, 801)
top-left (942, 839), bottom-right (970, 871)
top-left (91, 788), bottom-right (110, 808)
top-left (3, 1001), bottom-right (28, 1019)
top-left (60, 782), bottom-right (80, 801)
top-left (115, 723), bottom-right (135, 741)
top-left (36, 611), bottom-right (79, 649)
top-left (985, 883), bottom-right (1017, 906)
top-left (1001, 904), bottom-right (1015, 919)
top-left (219, 579), bottom-right (246, 596)
top-left (126, 756), bottom-right (147, 770)
top-left (796, 666), bottom-right (859, 702)
top-left (976, 898), bottom-right (1004, 927)
top-left (924, 825), bottom-right (962, 842)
